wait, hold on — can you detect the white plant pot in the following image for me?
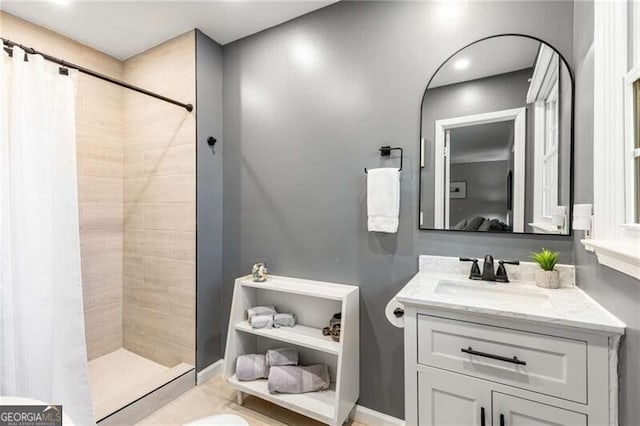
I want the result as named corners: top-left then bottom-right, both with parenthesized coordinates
top-left (536, 269), bottom-right (560, 289)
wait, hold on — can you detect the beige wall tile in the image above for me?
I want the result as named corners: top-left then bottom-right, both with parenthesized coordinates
top-left (143, 144), bottom-right (195, 176)
top-left (124, 203), bottom-right (144, 229)
top-left (143, 256), bottom-right (195, 289)
top-left (77, 144), bottom-right (124, 179)
top-left (124, 303), bottom-right (194, 351)
top-left (79, 203), bottom-right (123, 230)
top-left (85, 303), bottom-right (123, 359)
top-left (122, 31), bottom-right (196, 367)
top-left (143, 175), bottom-right (195, 203)
top-left (169, 231), bottom-right (196, 261)
top-left (80, 228), bottom-right (123, 257)
top-left (123, 328), bottom-right (193, 367)
top-left (124, 115), bottom-right (195, 146)
top-left (78, 176), bottom-right (123, 204)
top-left (143, 202), bottom-right (195, 231)
top-left (4, 12), bottom-right (196, 366)
top-left (124, 255), bottom-right (144, 281)
top-left (81, 255), bottom-right (122, 284)
top-left (84, 284), bottom-right (122, 312)
top-left (167, 287), bottom-right (195, 320)
top-left (123, 279), bottom-right (167, 312)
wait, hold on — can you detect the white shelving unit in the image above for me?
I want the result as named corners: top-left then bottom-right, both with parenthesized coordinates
top-left (223, 275), bottom-right (359, 426)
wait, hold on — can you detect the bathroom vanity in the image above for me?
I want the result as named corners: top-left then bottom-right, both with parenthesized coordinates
top-left (395, 256), bottom-right (625, 426)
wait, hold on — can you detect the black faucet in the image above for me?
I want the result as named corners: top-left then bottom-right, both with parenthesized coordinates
top-left (481, 255), bottom-right (496, 281)
top-left (459, 257), bottom-right (482, 280)
top-left (495, 260), bottom-right (521, 282)
top-left (461, 255), bottom-right (520, 283)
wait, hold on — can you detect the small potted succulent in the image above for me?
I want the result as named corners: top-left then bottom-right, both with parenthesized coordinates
top-left (531, 248), bottom-right (560, 289)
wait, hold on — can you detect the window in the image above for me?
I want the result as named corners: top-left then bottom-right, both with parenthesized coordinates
top-left (527, 45), bottom-right (562, 232)
top-left (634, 79), bottom-right (640, 222)
top-left (586, 0), bottom-right (640, 279)
top-left (626, 70), bottom-right (640, 224)
top-left (542, 81), bottom-right (559, 219)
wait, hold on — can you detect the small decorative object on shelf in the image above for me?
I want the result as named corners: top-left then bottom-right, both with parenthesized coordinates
top-left (322, 313), bottom-right (341, 342)
top-left (531, 248), bottom-right (560, 289)
top-left (251, 262), bottom-right (268, 282)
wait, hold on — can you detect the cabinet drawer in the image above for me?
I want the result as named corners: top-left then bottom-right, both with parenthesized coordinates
top-left (417, 315), bottom-right (587, 403)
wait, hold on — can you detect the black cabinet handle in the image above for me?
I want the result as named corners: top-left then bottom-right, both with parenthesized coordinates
top-left (500, 413), bottom-right (505, 426)
top-left (461, 347), bottom-right (526, 366)
top-left (393, 308), bottom-right (404, 318)
top-left (480, 407), bottom-right (485, 426)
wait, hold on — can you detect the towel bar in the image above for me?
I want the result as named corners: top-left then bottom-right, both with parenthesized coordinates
top-left (364, 146), bottom-right (403, 173)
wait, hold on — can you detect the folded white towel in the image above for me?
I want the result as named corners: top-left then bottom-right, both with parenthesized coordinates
top-left (367, 167), bottom-right (400, 233)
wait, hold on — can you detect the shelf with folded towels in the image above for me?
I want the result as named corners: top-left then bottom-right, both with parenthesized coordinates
top-left (235, 321), bottom-right (340, 355)
top-left (224, 274), bottom-right (359, 426)
top-left (227, 374), bottom-right (336, 424)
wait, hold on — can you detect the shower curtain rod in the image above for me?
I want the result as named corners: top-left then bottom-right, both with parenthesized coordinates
top-left (2, 37), bottom-right (193, 112)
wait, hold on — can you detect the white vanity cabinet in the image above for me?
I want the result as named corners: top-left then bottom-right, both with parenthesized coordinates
top-left (395, 256), bottom-right (625, 426)
top-left (405, 308), bottom-right (617, 426)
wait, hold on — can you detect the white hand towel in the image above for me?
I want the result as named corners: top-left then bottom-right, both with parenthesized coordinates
top-left (367, 167), bottom-right (400, 233)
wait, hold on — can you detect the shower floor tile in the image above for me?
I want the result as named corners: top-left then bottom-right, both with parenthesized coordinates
top-left (88, 348), bottom-right (193, 421)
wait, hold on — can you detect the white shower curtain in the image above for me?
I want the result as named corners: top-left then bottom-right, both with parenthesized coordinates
top-left (0, 47), bottom-right (95, 425)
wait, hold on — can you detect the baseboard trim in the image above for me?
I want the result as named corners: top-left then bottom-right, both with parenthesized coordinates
top-left (351, 404), bottom-right (405, 426)
top-left (196, 359), bottom-right (224, 385)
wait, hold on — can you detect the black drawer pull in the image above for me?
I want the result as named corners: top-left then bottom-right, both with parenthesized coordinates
top-left (480, 407), bottom-right (486, 426)
top-left (500, 413), bottom-right (505, 426)
top-left (461, 346), bottom-right (526, 366)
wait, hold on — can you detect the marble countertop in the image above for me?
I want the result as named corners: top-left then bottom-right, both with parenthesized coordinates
top-left (394, 257), bottom-right (625, 335)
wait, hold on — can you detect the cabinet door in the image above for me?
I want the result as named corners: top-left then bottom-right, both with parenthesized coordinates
top-left (492, 393), bottom-right (587, 426)
top-left (418, 367), bottom-right (491, 426)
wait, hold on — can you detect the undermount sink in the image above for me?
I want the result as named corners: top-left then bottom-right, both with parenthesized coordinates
top-left (434, 278), bottom-right (553, 308)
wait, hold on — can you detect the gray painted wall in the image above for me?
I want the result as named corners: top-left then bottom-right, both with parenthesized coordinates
top-left (449, 160), bottom-right (509, 225)
top-left (196, 30), bottom-right (224, 372)
top-left (571, 3), bottom-right (640, 423)
top-left (222, 1), bottom-right (575, 417)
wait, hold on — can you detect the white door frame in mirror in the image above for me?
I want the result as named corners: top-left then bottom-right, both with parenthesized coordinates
top-left (433, 107), bottom-right (526, 232)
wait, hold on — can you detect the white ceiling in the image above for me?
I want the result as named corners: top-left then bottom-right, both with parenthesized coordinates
top-left (1, 0), bottom-right (337, 60)
top-left (430, 36), bottom-right (540, 88)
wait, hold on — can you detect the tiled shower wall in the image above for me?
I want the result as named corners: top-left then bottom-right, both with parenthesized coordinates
top-left (122, 32), bottom-right (196, 367)
top-left (0, 12), bottom-right (125, 360)
top-left (1, 13), bottom-right (196, 366)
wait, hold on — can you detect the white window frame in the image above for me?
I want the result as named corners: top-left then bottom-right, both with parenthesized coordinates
top-left (527, 45), bottom-right (562, 232)
top-left (542, 82), bottom-right (559, 218)
top-left (624, 65), bottom-right (640, 227)
top-left (585, 0), bottom-right (640, 279)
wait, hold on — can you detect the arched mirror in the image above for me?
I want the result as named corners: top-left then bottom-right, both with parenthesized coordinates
top-left (419, 35), bottom-right (573, 235)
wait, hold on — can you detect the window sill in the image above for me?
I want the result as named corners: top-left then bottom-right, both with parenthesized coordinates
top-left (529, 222), bottom-right (563, 234)
top-left (620, 223), bottom-right (640, 232)
top-left (581, 239), bottom-right (640, 279)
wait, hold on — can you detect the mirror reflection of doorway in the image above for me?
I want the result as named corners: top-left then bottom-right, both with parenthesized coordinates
top-left (434, 108), bottom-right (526, 232)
